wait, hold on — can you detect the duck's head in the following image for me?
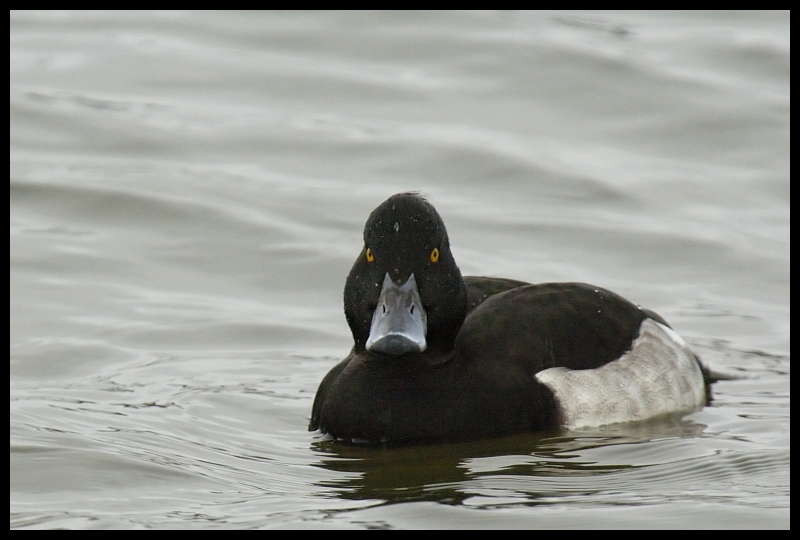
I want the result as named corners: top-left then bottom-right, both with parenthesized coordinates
top-left (344, 193), bottom-right (468, 356)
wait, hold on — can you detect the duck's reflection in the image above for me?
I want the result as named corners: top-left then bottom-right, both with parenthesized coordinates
top-left (310, 414), bottom-right (707, 505)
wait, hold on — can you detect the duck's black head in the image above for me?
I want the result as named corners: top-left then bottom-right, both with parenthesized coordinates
top-left (344, 193), bottom-right (468, 356)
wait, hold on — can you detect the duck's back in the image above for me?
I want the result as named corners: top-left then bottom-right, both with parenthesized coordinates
top-left (458, 282), bottom-right (655, 373)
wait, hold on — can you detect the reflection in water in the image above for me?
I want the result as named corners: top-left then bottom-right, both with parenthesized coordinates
top-left (311, 414), bottom-right (706, 506)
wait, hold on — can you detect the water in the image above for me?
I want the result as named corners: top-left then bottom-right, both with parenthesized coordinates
top-left (10, 11), bottom-right (789, 529)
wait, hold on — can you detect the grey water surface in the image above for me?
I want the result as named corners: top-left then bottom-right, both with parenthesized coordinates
top-left (10, 11), bottom-right (789, 529)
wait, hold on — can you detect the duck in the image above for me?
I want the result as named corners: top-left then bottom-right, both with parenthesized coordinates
top-left (309, 192), bottom-right (711, 444)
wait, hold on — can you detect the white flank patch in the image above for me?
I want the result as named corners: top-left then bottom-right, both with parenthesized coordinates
top-left (535, 319), bottom-right (706, 429)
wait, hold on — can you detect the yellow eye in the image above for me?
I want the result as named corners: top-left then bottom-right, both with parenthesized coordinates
top-left (366, 248), bottom-right (374, 262)
top-left (430, 248), bottom-right (439, 263)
